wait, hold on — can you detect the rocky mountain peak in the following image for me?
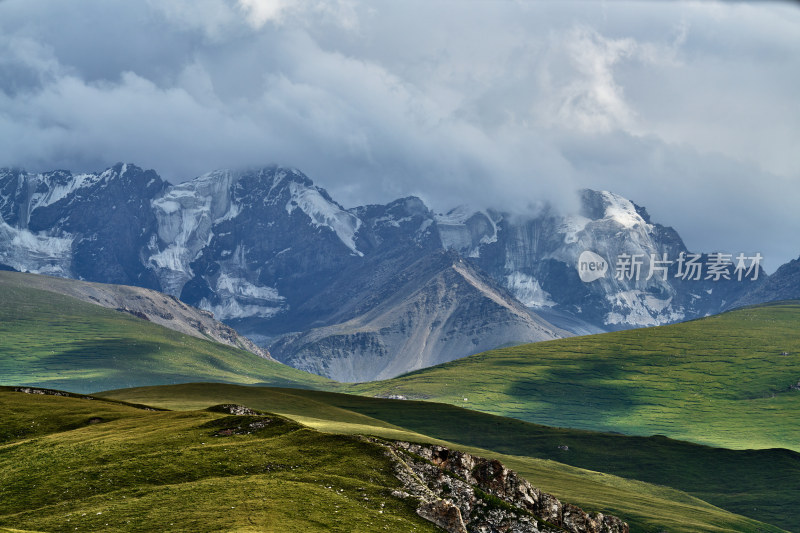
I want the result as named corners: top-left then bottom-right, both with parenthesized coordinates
top-left (578, 189), bottom-right (651, 231)
top-left (230, 166), bottom-right (320, 204)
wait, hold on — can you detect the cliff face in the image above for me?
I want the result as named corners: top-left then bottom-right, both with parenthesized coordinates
top-left (382, 440), bottom-right (628, 533)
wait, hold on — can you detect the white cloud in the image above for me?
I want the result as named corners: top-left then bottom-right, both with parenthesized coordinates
top-left (553, 26), bottom-right (638, 133)
top-left (146, 0), bottom-right (241, 39)
top-left (0, 0), bottom-right (797, 269)
top-left (236, 0), bottom-right (358, 29)
top-left (237, 0), bottom-right (290, 27)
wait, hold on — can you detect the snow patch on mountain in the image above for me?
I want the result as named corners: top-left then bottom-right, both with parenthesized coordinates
top-left (28, 173), bottom-right (100, 212)
top-left (605, 290), bottom-right (684, 327)
top-left (559, 215), bottom-right (591, 244)
top-left (285, 181), bottom-right (363, 256)
top-left (199, 272), bottom-right (285, 320)
top-left (370, 214), bottom-right (414, 228)
top-left (437, 223), bottom-right (473, 253)
top-left (436, 208), bottom-right (497, 258)
top-left (215, 201), bottom-right (240, 223)
top-left (418, 218), bottom-right (433, 235)
top-left (199, 298), bottom-right (283, 321)
top-left (148, 243), bottom-right (188, 273)
top-left (644, 294), bottom-right (673, 313)
top-left (0, 221), bottom-right (72, 275)
top-left (479, 216), bottom-right (499, 246)
top-left (216, 272), bottom-right (282, 302)
top-left (506, 272), bottom-right (556, 307)
top-left (435, 206), bottom-right (473, 225)
top-left (600, 191), bottom-right (648, 229)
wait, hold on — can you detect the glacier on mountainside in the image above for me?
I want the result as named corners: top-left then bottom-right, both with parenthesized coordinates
top-left (285, 181), bottom-right (363, 256)
top-left (149, 170), bottom-right (241, 296)
top-left (0, 221), bottom-right (73, 275)
top-left (27, 173), bottom-right (101, 214)
top-left (199, 268), bottom-right (287, 320)
top-left (436, 209), bottom-right (498, 259)
top-left (505, 272), bottom-right (556, 308)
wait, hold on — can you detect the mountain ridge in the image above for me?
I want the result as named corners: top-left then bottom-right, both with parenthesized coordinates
top-left (0, 270), bottom-right (273, 360)
top-left (0, 162), bottom-right (786, 381)
top-left (271, 250), bottom-right (568, 381)
top-left (0, 272), bottom-right (330, 392)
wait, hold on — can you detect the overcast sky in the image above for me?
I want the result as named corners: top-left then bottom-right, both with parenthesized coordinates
top-left (0, 0), bottom-right (798, 271)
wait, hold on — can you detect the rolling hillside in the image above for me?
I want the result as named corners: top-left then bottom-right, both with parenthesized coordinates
top-left (0, 388), bottom-right (443, 533)
top-left (349, 301), bottom-right (800, 452)
top-left (0, 271), bottom-right (273, 359)
top-left (101, 383), bottom-right (794, 532)
top-left (0, 276), bottom-right (331, 393)
top-left (3, 270), bottom-right (798, 530)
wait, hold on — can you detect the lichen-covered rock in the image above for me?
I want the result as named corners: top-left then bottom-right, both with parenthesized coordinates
top-left (382, 440), bottom-right (628, 533)
top-left (418, 499), bottom-right (468, 533)
top-left (211, 404), bottom-right (261, 416)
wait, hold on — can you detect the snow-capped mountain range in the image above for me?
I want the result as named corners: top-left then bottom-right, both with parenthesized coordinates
top-left (0, 163), bottom-right (773, 381)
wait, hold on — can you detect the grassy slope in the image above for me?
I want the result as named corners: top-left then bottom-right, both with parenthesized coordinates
top-left (101, 383), bottom-right (788, 533)
top-left (348, 301), bottom-right (800, 453)
top-left (0, 281), bottom-right (330, 393)
top-left (0, 389), bottom-right (441, 533)
top-left (3, 274), bottom-right (798, 530)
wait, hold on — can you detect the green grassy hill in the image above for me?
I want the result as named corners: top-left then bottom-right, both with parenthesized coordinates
top-left (348, 301), bottom-right (800, 452)
top-left (0, 278), bottom-right (331, 393)
top-left (102, 383), bottom-right (792, 532)
top-left (0, 388), bottom-right (440, 532)
top-left (4, 273), bottom-right (799, 531)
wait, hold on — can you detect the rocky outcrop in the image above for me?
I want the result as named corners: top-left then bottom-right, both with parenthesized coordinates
top-left (12, 386), bottom-right (74, 398)
top-left (207, 404), bottom-right (262, 416)
top-left (9, 386), bottom-right (163, 411)
top-left (417, 499), bottom-right (469, 533)
top-left (383, 440), bottom-right (628, 533)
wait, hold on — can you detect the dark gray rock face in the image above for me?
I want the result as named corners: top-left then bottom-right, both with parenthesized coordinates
top-left (0, 164), bottom-right (166, 288)
top-left (733, 256), bottom-right (800, 307)
top-left (384, 440), bottom-right (629, 533)
top-left (165, 167), bottom-right (365, 333)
